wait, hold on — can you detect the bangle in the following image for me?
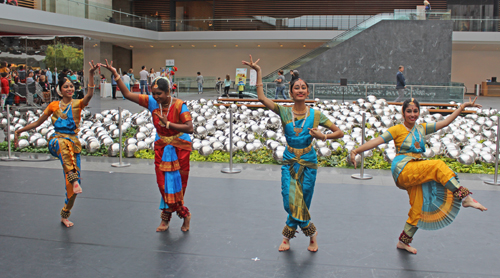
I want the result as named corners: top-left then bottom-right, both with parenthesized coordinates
top-left (114, 75), bottom-right (121, 81)
top-left (322, 134), bottom-right (327, 142)
top-left (88, 85), bottom-right (95, 89)
top-left (166, 121), bottom-right (170, 129)
top-left (255, 84), bottom-right (263, 87)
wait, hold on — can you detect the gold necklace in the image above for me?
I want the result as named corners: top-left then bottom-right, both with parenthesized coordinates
top-left (292, 106), bottom-right (307, 114)
top-left (59, 100), bottom-right (71, 120)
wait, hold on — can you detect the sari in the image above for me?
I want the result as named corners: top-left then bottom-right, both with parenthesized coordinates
top-left (138, 95), bottom-right (192, 218)
top-left (381, 123), bottom-right (464, 241)
top-left (273, 104), bottom-right (332, 238)
top-left (44, 99), bottom-right (86, 218)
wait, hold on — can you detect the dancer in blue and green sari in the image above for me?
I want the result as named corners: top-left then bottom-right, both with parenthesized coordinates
top-left (14, 61), bottom-right (99, 228)
top-left (243, 56), bottom-right (344, 252)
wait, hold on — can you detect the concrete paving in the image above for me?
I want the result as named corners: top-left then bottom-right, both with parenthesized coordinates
top-left (0, 154), bottom-right (499, 277)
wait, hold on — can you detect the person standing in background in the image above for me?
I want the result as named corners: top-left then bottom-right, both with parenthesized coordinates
top-left (196, 72), bottom-right (204, 94)
top-left (223, 74), bottom-right (231, 97)
top-left (424, 1), bottom-right (431, 19)
top-left (149, 68), bottom-right (156, 87)
top-left (274, 70), bottom-right (286, 99)
top-left (139, 66), bottom-right (150, 95)
top-left (237, 77), bottom-right (245, 99)
top-left (395, 65), bottom-right (406, 102)
top-left (111, 73), bottom-right (117, 99)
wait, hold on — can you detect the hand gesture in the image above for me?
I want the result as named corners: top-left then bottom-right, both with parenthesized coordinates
top-left (88, 60), bottom-right (100, 76)
top-left (154, 111), bottom-right (168, 126)
top-left (307, 127), bottom-right (323, 140)
top-left (101, 59), bottom-right (118, 76)
top-left (462, 96), bottom-right (482, 109)
top-left (350, 150), bottom-right (358, 169)
top-left (242, 55), bottom-right (261, 71)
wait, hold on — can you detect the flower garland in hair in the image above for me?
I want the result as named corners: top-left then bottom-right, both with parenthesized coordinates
top-left (152, 76), bottom-right (171, 89)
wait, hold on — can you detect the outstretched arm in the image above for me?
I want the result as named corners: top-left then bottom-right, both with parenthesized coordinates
top-left (101, 59), bottom-right (140, 104)
top-left (435, 96), bottom-right (481, 131)
top-left (81, 60), bottom-right (99, 107)
top-left (350, 137), bottom-right (385, 169)
top-left (242, 55), bottom-right (274, 110)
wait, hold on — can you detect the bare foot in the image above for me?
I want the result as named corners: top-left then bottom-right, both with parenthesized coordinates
top-left (156, 220), bottom-right (170, 232)
top-left (397, 241), bottom-right (417, 254)
top-left (61, 218), bottom-right (74, 228)
top-left (307, 232), bottom-right (318, 252)
top-left (73, 181), bottom-right (82, 194)
top-left (279, 238), bottom-right (290, 252)
top-left (181, 213), bottom-right (191, 232)
top-left (462, 196), bottom-right (487, 211)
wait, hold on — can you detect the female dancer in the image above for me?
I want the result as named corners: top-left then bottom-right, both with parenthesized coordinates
top-left (102, 60), bottom-right (193, 232)
top-left (14, 61), bottom-right (99, 227)
top-left (243, 56), bottom-right (344, 252)
top-left (351, 98), bottom-right (487, 254)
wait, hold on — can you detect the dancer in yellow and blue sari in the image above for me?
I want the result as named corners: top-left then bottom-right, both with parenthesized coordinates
top-left (242, 56), bottom-right (344, 252)
top-left (351, 98), bottom-right (487, 254)
top-left (14, 61), bottom-right (99, 228)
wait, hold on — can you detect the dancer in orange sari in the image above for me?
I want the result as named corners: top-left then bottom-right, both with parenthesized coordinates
top-left (351, 98), bottom-right (487, 254)
top-left (14, 61), bottom-right (99, 227)
top-left (102, 60), bottom-right (193, 232)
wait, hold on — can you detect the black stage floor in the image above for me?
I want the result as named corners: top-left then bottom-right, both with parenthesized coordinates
top-left (1, 159), bottom-right (499, 278)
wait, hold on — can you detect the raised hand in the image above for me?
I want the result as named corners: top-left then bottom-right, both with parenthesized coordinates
top-left (463, 96), bottom-right (482, 109)
top-left (88, 60), bottom-right (100, 75)
top-left (242, 55), bottom-right (261, 71)
top-left (101, 59), bottom-right (118, 75)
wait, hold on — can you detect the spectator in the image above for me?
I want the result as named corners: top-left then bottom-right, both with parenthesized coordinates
top-left (139, 65), bottom-right (149, 95)
top-left (26, 71), bottom-right (34, 84)
top-left (395, 65), bottom-right (406, 102)
top-left (18, 65), bottom-right (26, 83)
top-left (424, 1), bottom-right (431, 19)
top-left (100, 74), bottom-right (106, 82)
top-left (121, 71), bottom-right (131, 100)
top-left (196, 72), bottom-right (204, 94)
top-left (1, 72), bottom-right (9, 109)
top-left (274, 70), bottom-right (286, 99)
top-left (149, 68), bottom-right (156, 86)
top-left (127, 68), bottom-right (135, 87)
top-left (223, 74), bottom-right (231, 97)
top-left (111, 73), bottom-right (117, 99)
top-left (237, 77), bottom-right (245, 99)
top-left (46, 68), bottom-right (53, 84)
top-left (38, 74), bottom-right (50, 103)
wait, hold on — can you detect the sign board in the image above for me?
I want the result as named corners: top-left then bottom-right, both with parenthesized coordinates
top-left (165, 59), bottom-right (175, 66)
top-left (249, 69), bottom-right (257, 86)
top-left (235, 68), bottom-right (247, 84)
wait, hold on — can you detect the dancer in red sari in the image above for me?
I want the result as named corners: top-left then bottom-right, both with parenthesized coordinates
top-left (102, 60), bottom-right (193, 232)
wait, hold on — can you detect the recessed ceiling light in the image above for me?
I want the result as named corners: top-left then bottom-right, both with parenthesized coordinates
top-left (171, 45), bottom-right (174, 48)
top-left (303, 44), bottom-right (306, 47)
top-left (150, 45), bottom-right (154, 48)
top-left (280, 44), bottom-right (283, 47)
top-left (213, 45), bottom-right (217, 47)
top-left (235, 45), bottom-right (238, 47)
top-left (192, 45), bottom-right (195, 47)
top-left (130, 45), bottom-right (134, 48)
top-left (257, 44), bottom-right (260, 47)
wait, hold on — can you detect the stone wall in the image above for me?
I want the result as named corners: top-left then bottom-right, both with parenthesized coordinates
top-left (296, 20), bottom-right (453, 85)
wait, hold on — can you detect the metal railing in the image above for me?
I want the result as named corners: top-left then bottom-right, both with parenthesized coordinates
top-left (256, 82), bottom-right (465, 103)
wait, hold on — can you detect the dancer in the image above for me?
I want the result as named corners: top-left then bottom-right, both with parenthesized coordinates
top-left (14, 61), bottom-right (99, 227)
top-left (101, 60), bottom-right (193, 232)
top-left (351, 98), bottom-right (487, 254)
top-left (243, 55), bottom-right (344, 252)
